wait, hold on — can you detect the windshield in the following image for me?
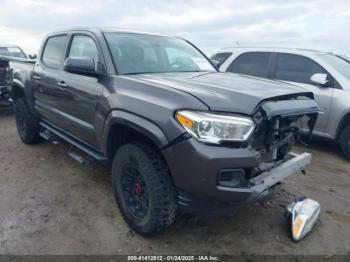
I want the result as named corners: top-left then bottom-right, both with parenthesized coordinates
top-left (0, 47), bottom-right (27, 58)
top-left (317, 54), bottom-right (350, 81)
top-left (104, 33), bottom-right (216, 75)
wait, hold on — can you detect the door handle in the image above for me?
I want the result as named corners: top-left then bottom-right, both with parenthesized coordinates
top-left (57, 81), bottom-right (68, 89)
top-left (33, 75), bottom-right (41, 80)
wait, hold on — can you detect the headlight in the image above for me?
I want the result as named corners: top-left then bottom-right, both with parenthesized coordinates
top-left (175, 110), bottom-right (255, 144)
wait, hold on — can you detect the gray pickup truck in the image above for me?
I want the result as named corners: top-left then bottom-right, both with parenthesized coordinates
top-left (8, 28), bottom-right (318, 236)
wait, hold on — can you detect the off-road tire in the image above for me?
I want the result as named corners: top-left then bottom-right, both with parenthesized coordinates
top-left (112, 142), bottom-right (178, 236)
top-left (339, 125), bottom-right (350, 160)
top-left (14, 98), bottom-right (41, 144)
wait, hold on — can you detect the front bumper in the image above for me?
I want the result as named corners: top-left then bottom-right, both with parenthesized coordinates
top-left (218, 152), bottom-right (311, 202)
top-left (163, 138), bottom-right (311, 214)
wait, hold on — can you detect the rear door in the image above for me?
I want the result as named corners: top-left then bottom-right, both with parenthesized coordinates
top-left (272, 53), bottom-right (333, 134)
top-left (33, 34), bottom-right (68, 128)
top-left (226, 52), bottom-right (274, 78)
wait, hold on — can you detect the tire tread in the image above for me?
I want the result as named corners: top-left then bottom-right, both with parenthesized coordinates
top-left (339, 125), bottom-right (350, 160)
top-left (112, 142), bottom-right (178, 236)
top-left (14, 98), bottom-right (40, 144)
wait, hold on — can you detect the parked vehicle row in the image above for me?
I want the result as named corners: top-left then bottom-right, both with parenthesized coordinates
top-left (0, 45), bottom-right (27, 59)
top-left (0, 59), bottom-right (9, 100)
top-left (211, 47), bottom-right (350, 159)
top-left (0, 45), bottom-right (29, 101)
top-left (7, 28), bottom-right (318, 236)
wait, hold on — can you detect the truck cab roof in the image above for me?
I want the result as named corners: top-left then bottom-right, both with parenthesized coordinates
top-left (47, 27), bottom-right (173, 38)
top-left (216, 46), bottom-right (330, 57)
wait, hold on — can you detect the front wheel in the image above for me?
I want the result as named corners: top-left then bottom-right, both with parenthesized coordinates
top-left (14, 98), bottom-right (41, 144)
top-left (339, 125), bottom-right (350, 160)
top-left (112, 142), bottom-right (178, 236)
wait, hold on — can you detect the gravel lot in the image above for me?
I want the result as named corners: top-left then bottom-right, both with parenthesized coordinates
top-left (0, 104), bottom-right (349, 255)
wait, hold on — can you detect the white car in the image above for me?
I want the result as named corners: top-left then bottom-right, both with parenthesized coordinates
top-left (338, 54), bottom-right (350, 63)
top-left (211, 47), bottom-right (350, 159)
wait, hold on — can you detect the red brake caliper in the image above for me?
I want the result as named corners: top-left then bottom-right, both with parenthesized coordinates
top-left (135, 182), bottom-right (142, 195)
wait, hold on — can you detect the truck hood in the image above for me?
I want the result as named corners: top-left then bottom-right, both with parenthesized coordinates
top-left (128, 72), bottom-right (313, 115)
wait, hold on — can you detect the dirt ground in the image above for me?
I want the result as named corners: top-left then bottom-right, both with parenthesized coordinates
top-left (0, 104), bottom-right (349, 255)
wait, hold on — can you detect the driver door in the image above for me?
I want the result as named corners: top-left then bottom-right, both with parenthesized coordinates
top-left (56, 33), bottom-right (105, 148)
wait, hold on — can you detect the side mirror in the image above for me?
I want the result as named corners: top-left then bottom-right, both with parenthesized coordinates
top-left (310, 73), bottom-right (330, 87)
top-left (64, 57), bottom-right (97, 75)
top-left (29, 54), bottom-right (37, 59)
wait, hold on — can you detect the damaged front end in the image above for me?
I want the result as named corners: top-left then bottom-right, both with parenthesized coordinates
top-left (165, 94), bottom-right (319, 213)
top-left (217, 95), bottom-right (319, 202)
top-left (251, 95), bottom-right (318, 169)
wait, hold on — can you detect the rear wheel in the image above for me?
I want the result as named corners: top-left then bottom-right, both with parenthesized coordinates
top-left (112, 142), bottom-right (178, 236)
top-left (14, 98), bottom-right (40, 144)
top-left (339, 125), bottom-right (350, 160)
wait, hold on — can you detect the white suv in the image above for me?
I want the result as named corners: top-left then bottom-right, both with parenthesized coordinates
top-left (211, 47), bottom-right (350, 159)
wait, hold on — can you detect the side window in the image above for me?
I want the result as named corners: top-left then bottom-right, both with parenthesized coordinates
top-left (275, 53), bottom-right (327, 84)
top-left (42, 36), bottom-right (66, 69)
top-left (210, 52), bottom-right (232, 68)
top-left (143, 47), bottom-right (157, 63)
top-left (68, 35), bottom-right (99, 63)
top-left (228, 52), bottom-right (271, 78)
top-left (0, 47), bottom-right (11, 56)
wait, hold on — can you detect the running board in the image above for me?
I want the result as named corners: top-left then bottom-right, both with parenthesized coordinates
top-left (68, 145), bottom-right (92, 165)
top-left (39, 128), bottom-right (61, 144)
top-left (39, 121), bottom-right (108, 162)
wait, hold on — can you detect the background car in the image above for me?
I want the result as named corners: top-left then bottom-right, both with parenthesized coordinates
top-left (0, 45), bottom-right (28, 59)
top-left (0, 45), bottom-right (29, 101)
top-left (211, 47), bottom-right (350, 160)
top-left (0, 59), bottom-right (9, 100)
top-left (338, 54), bottom-right (350, 63)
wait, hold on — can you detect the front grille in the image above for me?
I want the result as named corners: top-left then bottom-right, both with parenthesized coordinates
top-left (251, 110), bottom-right (297, 163)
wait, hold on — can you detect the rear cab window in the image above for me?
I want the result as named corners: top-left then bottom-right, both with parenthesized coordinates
top-left (41, 35), bottom-right (67, 69)
top-left (274, 53), bottom-right (327, 85)
top-left (210, 52), bottom-right (232, 68)
top-left (228, 52), bottom-right (272, 78)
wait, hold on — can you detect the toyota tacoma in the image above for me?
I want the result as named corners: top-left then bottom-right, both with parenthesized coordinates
top-left (9, 28), bottom-right (318, 236)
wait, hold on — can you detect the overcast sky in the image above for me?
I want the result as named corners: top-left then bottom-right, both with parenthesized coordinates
top-left (0, 0), bottom-right (349, 56)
